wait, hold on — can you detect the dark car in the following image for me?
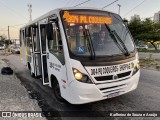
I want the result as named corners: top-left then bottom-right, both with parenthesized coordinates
top-left (12, 46), bottom-right (20, 54)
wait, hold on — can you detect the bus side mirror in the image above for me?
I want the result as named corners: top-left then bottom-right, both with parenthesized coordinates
top-left (46, 23), bottom-right (53, 40)
top-left (123, 19), bottom-right (128, 26)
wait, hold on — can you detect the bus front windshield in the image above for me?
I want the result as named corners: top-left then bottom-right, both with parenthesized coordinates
top-left (62, 10), bottom-right (135, 57)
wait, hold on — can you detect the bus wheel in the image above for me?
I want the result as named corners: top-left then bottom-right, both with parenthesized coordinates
top-left (28, 63), bottom-right (31, 70)
top-left (28, 63), bottom-right (35, 78)
top-left (53, 80), bottom-right (65, 103)
top-left (31, 72), bottom-right (35, 78)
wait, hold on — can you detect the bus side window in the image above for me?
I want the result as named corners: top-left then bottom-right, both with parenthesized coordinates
top-left (40, 24), bottom-right (46, 52)
top-left (47, 20), bottom-right (64, 64)
top-left (47, 22), bottom-right (62, 52)
top-left (25, 27), bottom-right (32, 51)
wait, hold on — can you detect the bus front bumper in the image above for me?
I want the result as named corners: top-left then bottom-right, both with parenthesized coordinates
top-left (68, 70), bottom-right (140, 104)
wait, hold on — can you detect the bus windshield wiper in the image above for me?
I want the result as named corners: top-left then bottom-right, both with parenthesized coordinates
top-left (105, 24), bottom-right (130, 56)
top-left (112, 30), bottom-right (130, 56)
top-left (84, 29), bottom-right (95, 60)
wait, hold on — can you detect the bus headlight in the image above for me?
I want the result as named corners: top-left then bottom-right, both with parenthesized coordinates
top-left (73, 68), bottom-right (93, 84)
top-left (132, 59), bottom-right (140, 75)
top-left (75, 72), bottom-right (83, 80)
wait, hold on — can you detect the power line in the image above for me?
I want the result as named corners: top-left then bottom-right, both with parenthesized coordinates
top-left (10, 23), bottom-right (26, 27)
top-left (73, 0), bottom-right (81, 7)
top-left (68, 0), bottom-right (79, 6)
top-left (102, 0), bottom-right (118, 9)
top-left (0, 23), bottom-right (26, 40)
top-left (9, 27), bottom-right (21, 30)
top-left (123, 0), bottom-right (147, 17)
top-left (0, 23), bottom-right (26, 31)
top-left (0, 0), bottom-right (28, 20)
top-left (74, 0), bottom-right (92, 7)
top-left (69, 0), bottom-right (79, 7)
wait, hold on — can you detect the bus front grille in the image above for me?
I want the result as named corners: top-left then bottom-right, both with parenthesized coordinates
top-left (97, 84), bottom-right (127, 97)
top-left (94, 71), bottom-right (131, 81)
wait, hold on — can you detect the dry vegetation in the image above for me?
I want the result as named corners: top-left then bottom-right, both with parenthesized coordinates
top-left (140, 58), bottom-right (160, 71)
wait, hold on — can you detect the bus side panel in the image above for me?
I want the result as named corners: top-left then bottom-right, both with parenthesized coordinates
top-left (47, 53), bottom-right (70, 100)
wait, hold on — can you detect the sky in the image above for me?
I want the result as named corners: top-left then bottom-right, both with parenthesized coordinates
top-left (0, 0), bottom-right (160, 39)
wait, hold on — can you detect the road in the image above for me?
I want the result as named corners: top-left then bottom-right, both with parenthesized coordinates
top-left (1, 53), bottom-right (160, 120)
top-left (138, 52), bottom-right (160, 59)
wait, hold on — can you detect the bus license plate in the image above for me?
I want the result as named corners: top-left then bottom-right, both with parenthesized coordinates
top-left (107, 92), bottom-right (120, 98)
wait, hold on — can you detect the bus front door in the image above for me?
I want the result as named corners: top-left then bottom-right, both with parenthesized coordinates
top-left (39, 20), bottom-right (49, 85)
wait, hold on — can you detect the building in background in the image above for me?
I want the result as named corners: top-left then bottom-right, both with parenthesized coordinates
top-left (130, 14), bottom-right (140, 22)
top-left (153, 11), bottom-right (160, 22)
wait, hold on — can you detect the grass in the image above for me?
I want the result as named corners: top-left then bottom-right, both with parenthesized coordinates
top-left (139, 58), bottom-right (160, 71)
top-left (138, 48), bottom-right (160, 70)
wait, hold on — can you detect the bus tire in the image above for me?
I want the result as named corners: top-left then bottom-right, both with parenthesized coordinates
top-left (31, 72), bottom-right (35, 78)
top-left (28, 62), bottom-right (31, 70)
top-left (28, 62), bottom-right (35, 78)
top-left (52, 80), bottom-right (65, 103)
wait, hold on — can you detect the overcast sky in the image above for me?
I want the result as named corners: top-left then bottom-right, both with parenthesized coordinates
top-left (0, 0), bottom-right (160, 39)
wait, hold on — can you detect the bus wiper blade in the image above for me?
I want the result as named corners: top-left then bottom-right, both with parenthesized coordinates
top-left (105, 24), bottom-right (130, 56)
top-left (85, 29), bottom-right (95, 60)
top-left (112, 30), bottom-right (130, 56)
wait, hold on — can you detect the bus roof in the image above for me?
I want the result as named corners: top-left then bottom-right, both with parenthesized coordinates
top-left (20, 7), bottom-right (116, 29)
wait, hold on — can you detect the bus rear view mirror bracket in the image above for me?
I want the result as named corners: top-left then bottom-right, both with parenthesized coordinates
top-left (123, 19), bottom-right (128, 26)
top-left (49, 17), bottom-right (58, 23)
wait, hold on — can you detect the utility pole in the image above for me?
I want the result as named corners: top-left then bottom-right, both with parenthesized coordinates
top-left (117, 4), bottom-right (121, 15)
top-left (8, 26), bottom-right (10, 40)
top-left (28, 3), bottom-right (32, 22)
top-left (4, 27), bottom-right (10, 54)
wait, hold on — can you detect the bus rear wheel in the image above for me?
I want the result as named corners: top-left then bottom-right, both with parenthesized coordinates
top-left (53, 80), bottom-right (65, 103)
top-left (31, 72), bottom-right (35, 78)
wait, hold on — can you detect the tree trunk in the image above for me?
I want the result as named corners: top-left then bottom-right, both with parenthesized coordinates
top-left (150, 42), bottom-right (157, 50)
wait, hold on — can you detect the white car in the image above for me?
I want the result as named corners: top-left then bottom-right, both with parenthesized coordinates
top-left (136, 45), bottom-right (148, 49)
top-left (0, 45), bottom-right (5, 50)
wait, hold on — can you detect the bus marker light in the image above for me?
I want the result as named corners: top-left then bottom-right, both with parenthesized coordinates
top-left (73, 69), bottom-right (78, 73)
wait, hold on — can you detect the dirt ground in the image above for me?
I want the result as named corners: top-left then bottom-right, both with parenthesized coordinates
top-left (140, 58), bottom-right (160, 71)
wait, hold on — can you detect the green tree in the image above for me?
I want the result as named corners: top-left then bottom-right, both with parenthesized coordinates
top-left (128, 18), bottom-right (160, 50)
top-left (128, 19), bottom-right (143, 43)
top-left (0, 35), bottom-right (11, 46)
top-left (0, 36), bottom-right (5, 45)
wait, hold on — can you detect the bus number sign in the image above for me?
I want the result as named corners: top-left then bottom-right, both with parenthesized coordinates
top-left (63, 11), bottom-right (112, 24)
